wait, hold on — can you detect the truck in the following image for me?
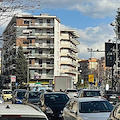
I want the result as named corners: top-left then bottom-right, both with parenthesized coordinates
top-left (54, 76), bottom-right (73, 91)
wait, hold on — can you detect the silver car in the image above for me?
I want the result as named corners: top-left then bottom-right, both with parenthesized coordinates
top-left (62, 97), bottom-right (113, 120)
top-left (108, 102), bottom-right (120, 120)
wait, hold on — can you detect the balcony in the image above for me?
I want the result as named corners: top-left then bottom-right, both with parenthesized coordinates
top-left (35, 43), bottom-right (54, 48)
top-left (61, 61), bottom-right (78, 67)
top-left (67, 53), bottom-right (79, 60)
top-left (70, 37), bottom-right (80, 45)
top-left (29, 23), bottom-right (54, 28)
top-left (29, 64), bottom-right (54, 69)
top-left (61, 43), bottom-right (79, 52)
top-left (28, 54), bottom-right (54, 59)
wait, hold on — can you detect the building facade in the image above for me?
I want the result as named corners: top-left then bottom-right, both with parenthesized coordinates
top-left (60, 30), bottom-right (80, 84)
top-left (2, 14), bottom-right (80, 87)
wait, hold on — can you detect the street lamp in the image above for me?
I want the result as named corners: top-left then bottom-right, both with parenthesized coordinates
top-left (27, 55), bottom-right (29, 90)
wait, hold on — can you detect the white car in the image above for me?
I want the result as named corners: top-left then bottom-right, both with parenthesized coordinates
top-left (62, 97), bottom-right (113, 120)
top-left (65, 89), bottom-right (78, 98)
top-left (0, 103), bottom-right (48, 120)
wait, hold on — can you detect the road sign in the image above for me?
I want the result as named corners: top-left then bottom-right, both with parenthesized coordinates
top-left (11, 76), bottom-right (16, 82)
top-left (89, 74), bottom-right (94, 83)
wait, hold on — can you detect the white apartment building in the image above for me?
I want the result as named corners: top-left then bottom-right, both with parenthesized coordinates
top-left (60, 30), bottom-right (80, 84)
top-left (2, 14), bottom-right (80, 87)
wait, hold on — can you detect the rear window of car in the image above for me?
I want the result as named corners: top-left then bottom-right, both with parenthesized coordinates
top-left (45, 94), bottom-right (69, 105)
top-left (29, 92), bottom-right (42, 98)
top-left (66, 90), bottom-right (77, 92)
top-left (17, 92), bottom-right (26, 98)
top-left (84, 91), bottom-right (101, 97)
top-left (79, 101), bottom-right (113, 113)
top-left (3, 91), bottom-right (12, 94)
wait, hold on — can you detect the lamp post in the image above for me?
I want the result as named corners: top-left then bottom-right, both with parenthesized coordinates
top-left (110, 8), bottom-right (120, 91)
top-left (27, 55), bottom-right (29, 90)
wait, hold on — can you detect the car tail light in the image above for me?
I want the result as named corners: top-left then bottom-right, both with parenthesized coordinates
top-left (66, 92), bottom-right (68, 94)
top-left (119, 96), bottom-right (120, 99)
top-left (104, 95), bottom-right (108, 99)
top-left (76, 92), bottom-right (78, 94)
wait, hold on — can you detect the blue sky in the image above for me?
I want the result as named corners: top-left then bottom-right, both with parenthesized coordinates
top-left (1, 0), bottom-right (120, 59)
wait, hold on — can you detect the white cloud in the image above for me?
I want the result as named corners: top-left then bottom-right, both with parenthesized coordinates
top-left (41, 0), bottom-right (119, 18)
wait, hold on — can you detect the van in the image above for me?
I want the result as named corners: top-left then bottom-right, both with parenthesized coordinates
top-left (0, 103), bottom-right (48, 120)
top-left (2, 89), bottom-right (12, 101)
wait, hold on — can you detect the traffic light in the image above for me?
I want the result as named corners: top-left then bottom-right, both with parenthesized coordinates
top-left (105, 42), bottom-right (116, 67)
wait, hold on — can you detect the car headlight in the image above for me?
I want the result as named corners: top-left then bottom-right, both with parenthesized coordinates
top-left (46, 107), bottom-right (53, 114)
top-left (0, 100), bottom-right (3, 104)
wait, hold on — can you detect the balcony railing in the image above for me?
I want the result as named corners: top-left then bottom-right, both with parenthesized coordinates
top-left (29, 64), bottom-right (54, 68)
top-left (28, 54), bottom-right (54, 58)
top-left (29, 23), bottom-right (54, 27)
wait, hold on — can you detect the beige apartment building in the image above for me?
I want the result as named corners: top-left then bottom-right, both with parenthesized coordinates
top-left (1, 14), bottom-right (80, 87)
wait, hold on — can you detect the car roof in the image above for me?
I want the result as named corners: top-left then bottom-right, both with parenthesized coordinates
top-left (74, 97), bottom-right (106, 102)
top-left (2, 89), bottom-right (12, 91)
top-left (28, 91), bottom-right (43, 93)
top-left (14, 89), bottom-right (27, 92)
top-left (0, 104), bottom-right (47, 118)
top-left (43, 92), bottom-right (67, 95)
top-left (81, 89), bottom-right (100, 91)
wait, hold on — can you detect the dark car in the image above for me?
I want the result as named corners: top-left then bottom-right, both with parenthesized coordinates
top-left (39, 92), bottom-right (69, 120)
top-left (23, 91), bottom-right (43, 104)
top-left (102, 90), bottom-right (120, 105)
top-left (12, 89), bottom-right (27, 104)
top-left (76, 89), bottom-right (101, 98)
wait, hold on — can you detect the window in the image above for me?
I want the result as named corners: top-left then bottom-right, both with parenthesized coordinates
top-left (24, 20), bottom-right (29, 24)
top-left (47, 40), bottom-right (50, 44)
top-left (23, 40), bottom-right (29, 45)
top-left (39, 50), bottom-right (42, 54)
top-left (47, 19), bottom-right (50, 23)
top-left (39, 19), bottom-right (43, 23)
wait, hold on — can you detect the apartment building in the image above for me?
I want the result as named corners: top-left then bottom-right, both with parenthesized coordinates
top-left (2, 14), bottom-right (80, 87)
top-left (60, 30), bottom-right (80, 84)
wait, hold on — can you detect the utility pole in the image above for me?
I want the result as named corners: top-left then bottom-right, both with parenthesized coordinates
top-left (110, 8), bottom-right (120, 92)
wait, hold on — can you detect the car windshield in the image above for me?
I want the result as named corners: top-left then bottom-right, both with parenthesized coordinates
top-left (79, 101), bottom-right (113, 113)
top-left (17, 92), bottom-right (26, 98)
top-left (0, 117), bottom-right (47, 120)
top-left (84, 91), bottom-right (100, 97)
top-left (45, 94), bottom-right (69, 105)
top-left (29, 92), bottom-right (42, 99)
top-left (3, 91), bottom-right (12, 94)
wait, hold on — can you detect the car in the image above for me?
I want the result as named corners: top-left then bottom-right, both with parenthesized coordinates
top-left (23, 91), bottom-right (43, 104)
top-left (102, 90), bottom-right (120, 105)
top-left (65, 89), bottom-right (78, 98)
top-left (0, 103), bottom-right (48, 120)
top-left (39, 92), bottom-right (69, 120)
top-left (108, 102), bottom-right (120, 120)
top-left (76, 89), bottom-right (102, 98)
top-left (63, 97), bottom-right (113, 120)
top-left (12, 89), bottom-right (27, 104)
top-left (2, 89), bottom-right (12, 101)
